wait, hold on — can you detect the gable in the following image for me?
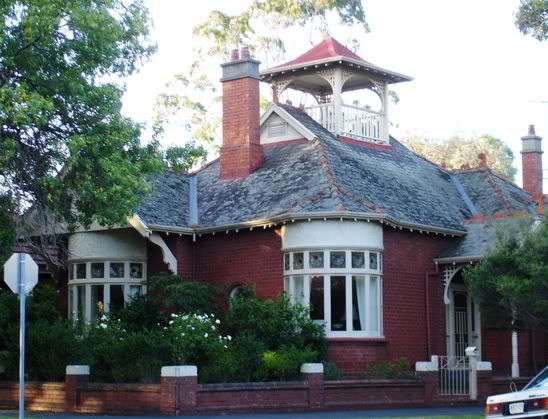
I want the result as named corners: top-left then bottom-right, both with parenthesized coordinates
top-left (260, 113), bottom-right (306, 145)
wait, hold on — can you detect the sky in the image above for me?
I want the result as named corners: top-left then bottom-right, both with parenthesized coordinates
top-left (122, 0), bottom-right (548, 188)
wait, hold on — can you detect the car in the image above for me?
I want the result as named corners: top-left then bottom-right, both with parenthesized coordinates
top-left (485, 366), bottom-right (548, 418)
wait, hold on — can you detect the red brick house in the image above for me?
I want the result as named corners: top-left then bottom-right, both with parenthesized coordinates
top-left (62, 38), bottom-right (547, 377)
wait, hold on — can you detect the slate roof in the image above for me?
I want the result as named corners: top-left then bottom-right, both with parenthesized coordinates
top-left (453, 168), bottom-right (534, 216)
top-left (436, 217), bottom-right (530, 262)
top-left (135, 104), bottom-right (538, 263)
top-left (136, 171), bottom-right (190, 229)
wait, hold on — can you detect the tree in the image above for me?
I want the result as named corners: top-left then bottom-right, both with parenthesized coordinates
top-left (464, 217), bottom-right (548, 333)
top-left (515, 0), bottom-right (548, 41)
top-left (403, 134), bottom-right (517, 180)
top-left (152, 0), bottom-right (368, 148)
top-left (0, 0), bottom-right (163, 263)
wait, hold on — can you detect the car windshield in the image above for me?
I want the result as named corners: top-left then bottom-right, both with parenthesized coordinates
top-left (524, 368), bottom-right (548, 390)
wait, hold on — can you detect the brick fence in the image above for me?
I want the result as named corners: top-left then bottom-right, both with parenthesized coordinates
top-left (0, 363), bottom-right (488, 416)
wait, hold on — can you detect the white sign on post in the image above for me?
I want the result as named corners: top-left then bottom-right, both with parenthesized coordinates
top-left (4, 253), bottom-right (39, 419)
top-left (4, 253), bottom-right (38, 294)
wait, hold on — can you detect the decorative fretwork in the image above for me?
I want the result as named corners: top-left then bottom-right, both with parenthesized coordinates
top-left (317, 68), bottom-right (337, 90)
top-left (370, 79), bottom-right (386, 100)
top-left (341, 68), bottom-right (356, 86)
top-left (272, 77), bottom-right (294, 98)
top-left (443, 265), bottom-right (462, 305)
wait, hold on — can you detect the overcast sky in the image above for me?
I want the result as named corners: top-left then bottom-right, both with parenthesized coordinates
top-left (122, 0), bottom-right (548, 188)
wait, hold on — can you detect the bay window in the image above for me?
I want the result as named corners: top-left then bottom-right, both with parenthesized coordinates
top-left (68, 260), bottom-right (146, 322)
top-left (284, 249), bottom-right (383, 338)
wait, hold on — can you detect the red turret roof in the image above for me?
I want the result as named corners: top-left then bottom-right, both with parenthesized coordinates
top-left (273, 37), bottom-right (369, 69)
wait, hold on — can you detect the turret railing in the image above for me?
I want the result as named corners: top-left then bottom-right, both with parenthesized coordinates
top-left (305, 103), bottom-right (387, 144)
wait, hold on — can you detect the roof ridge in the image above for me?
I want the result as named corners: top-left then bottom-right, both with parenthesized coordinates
top-left (316, 139), bottom-right (346, 211)
top-left (483, 169), bottom-right (513, 211)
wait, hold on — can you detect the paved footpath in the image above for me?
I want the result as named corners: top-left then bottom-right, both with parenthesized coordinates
top-left (0, 405), bottom-right (484, 418)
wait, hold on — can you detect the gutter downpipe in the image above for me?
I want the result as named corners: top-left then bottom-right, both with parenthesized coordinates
top-left (425, 271), bottom-right (431, 358)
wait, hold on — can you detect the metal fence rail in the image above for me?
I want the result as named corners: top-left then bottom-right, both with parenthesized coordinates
top-left (438, 355), bottom-right (470, 396)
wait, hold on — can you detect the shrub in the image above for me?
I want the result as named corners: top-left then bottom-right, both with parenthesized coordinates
top-left (322, 361), bottom-right (343, 381)
top-left (363, 357), bottom-right (417, 379)
top-left (257, 345), bottom-right (319, 381)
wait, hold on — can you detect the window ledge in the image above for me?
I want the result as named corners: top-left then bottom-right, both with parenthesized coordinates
top-left (326, 337), bottom-right (388, 344)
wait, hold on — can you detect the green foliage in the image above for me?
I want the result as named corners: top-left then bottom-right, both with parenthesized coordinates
top-left (224, 288), bottom-right (325, 355)
top-left (257, 345), bottom-right (318, 381)
top-left (363, 357), bottom-right (416, 380)
top-left (0, 0), bottom-right (162, 236)
top-left (515, 0), bottom-right (548, 41)
top-left (464, 217), bottom-right (548, 332)
top-left (113, 275), bottom-right (221, 331)
top-left (322, 361), bottom-right (343, 380)
top-left (84, 315), bottom-right (171, 383)
top-left (403, 134), bottom-right (517, 180)
top-left (0, 196), bottom-right (16, 265)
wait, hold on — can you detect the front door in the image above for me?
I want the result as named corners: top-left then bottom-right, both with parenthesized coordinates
top-left (446, 285), bottom-right (481, 358)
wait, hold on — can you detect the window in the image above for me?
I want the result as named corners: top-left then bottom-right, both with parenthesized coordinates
top-left (68, 260), bottom-right (146, 322)
top-left (284, 249), bottom-right (383, 338)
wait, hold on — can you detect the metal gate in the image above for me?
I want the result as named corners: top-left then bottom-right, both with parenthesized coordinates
top-left (438, 355), bottom-right (470, 396)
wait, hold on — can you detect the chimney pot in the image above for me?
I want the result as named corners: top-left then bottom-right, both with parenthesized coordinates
top-left (240, 46), bottom-right (250, 60)
top-left (230, 49), bottom-right (239, 61)
top-left (528, 124), bottom-right (536, 135)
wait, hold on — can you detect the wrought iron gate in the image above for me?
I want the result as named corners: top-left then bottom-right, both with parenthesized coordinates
top-left (438, 355), bottom-right (470, 396)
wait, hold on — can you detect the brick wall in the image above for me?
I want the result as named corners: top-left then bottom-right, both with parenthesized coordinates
top-left (194, 228), bottom-right (283, 300)
top-left (382, 228), bottom-right (448, 364)
top-left (326, 339), bottom-right (388, 372)
top-left (0, 382), bottom-right (66, 412)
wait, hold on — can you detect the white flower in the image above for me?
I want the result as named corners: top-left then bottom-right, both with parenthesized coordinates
top-left (101, 315), bottom-right (107, 321)
top-left (163, 327), bottom-right (168, 330)
top-left (224, 345), bottom-right (228, 349)
top-left (227, 335), bottom-right (232, 341)
top-left (169, 320), bottom-right (174, 325)
top-left (100, 323), bottom-right (107, 329)
top-left (181, 333), bottom-right (185, 336)
top-left (211, 325), bottom-right (215, 330)
top-left (215, 319), bottom-right (220, 324)
top-left (191, 326), bottom-right (195, 330)
top-left (211, 313), bottom-right (215, 317)
top-left (204, 333), bottom-right (208, 338)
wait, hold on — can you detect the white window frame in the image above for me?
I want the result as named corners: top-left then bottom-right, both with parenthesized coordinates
top-left (68, 260), bottom-right (147, 322)
top-left (283, 249), bottom-right (383, 338)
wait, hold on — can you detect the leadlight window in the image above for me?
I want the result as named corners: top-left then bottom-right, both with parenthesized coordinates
top-left (283, 249), bottom-right (383, 338)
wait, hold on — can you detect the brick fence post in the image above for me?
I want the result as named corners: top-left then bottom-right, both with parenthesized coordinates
top-left (301, 363), bottom-right (324, 409)
top-left (160, 366), bottom-right (197, 415)
top-left (65, 365), bottom-right (89, 411)
top-left (477, 361), bottom-right (493, 401)
top-left (415, 355), bottom-right (438, 405)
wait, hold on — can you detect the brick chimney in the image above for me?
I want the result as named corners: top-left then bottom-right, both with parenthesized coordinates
top-left (219, 47), bottom-right (263, 179)
top-left (521, 125), bottom-right (543, 196)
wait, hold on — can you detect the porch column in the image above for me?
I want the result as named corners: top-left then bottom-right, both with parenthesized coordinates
top-left (333, 68), bottom-right (343, 136)
top-left (511, 330), bottom-right (520, 378)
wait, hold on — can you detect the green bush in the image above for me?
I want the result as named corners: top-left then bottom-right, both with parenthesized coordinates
top-left (257, 345), bottom-right (319, 381)
top-left (363, 357), bottom-right (417, 379)
top-left (322, 361), bottom-right (343, 381)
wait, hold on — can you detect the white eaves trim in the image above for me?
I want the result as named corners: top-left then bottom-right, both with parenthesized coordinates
top-left (260, 104), bottom-right (316, 142)
top-left (128, 214), bottom-right (151, 238)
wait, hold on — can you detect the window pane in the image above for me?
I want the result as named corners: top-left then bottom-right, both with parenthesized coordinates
top-left (90, 285), bottom-right (104, 322)
top-left (69, 286), bottom-right (76, 319)
top-left (330, 276), bottom-right (346, 331)
top-left (130, 263), bottom-right (143, 279)
top-left (110, 263), bottom-right (124, 278)
top-left (369, 253), bottom-right (378, 270)
top-left (293, 276), bottom-right (304, 304)
top-left (293, 252), bottom-right (304, 270)
top-left (284, 254), bottom-right (290, 271)
top-left (110, 285), bottom-right (125, 312)
top-left (76, 263), bottom-right (86, 279)
top-left (77, 285), bottom-right (86, 321)
top-left (310, 276), bottom-right (324, 321)
top-left (284, 277), bottom-right (289, 294)
top-left (69, 265), bottom-right (74, 280)
top-left (91, 263), bottom-right (104, 279)
top-left (352, 276), bottom-right (366, 331)
top-left (330, 251), bottom-right (346, 268)
top-left (129, 285), bottom-right (141, 300)
top-left (309, 252), bottom-right (324, 269)
top-left (370, 276), bottom-right (379, 332)
top-left (351, 252), bottom-right (365, 269)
